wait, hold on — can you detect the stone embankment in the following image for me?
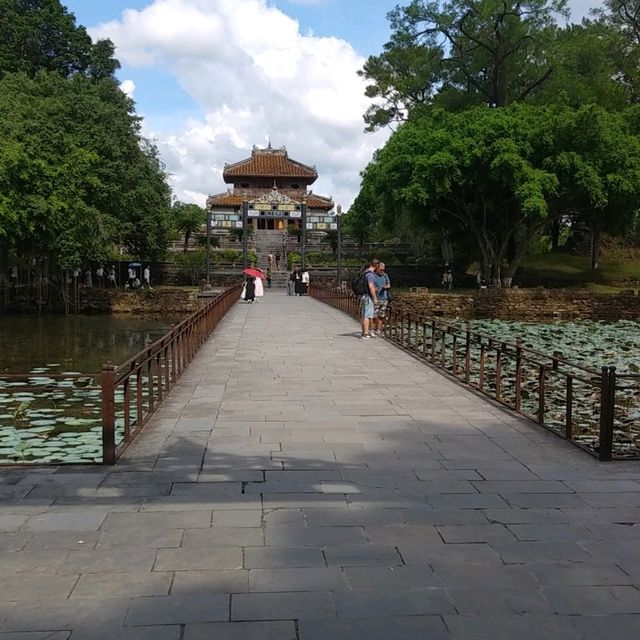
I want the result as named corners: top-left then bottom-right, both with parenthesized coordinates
top-left (83, 288), bottom-right (202, 314)
top-left (392, 288), bottom-right (640, 321)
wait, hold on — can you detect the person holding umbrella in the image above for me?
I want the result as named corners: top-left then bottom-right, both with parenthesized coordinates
top-left (244, 276), bottom-right (256, 303)
top-left (127, 263), bottom-right (140, 289)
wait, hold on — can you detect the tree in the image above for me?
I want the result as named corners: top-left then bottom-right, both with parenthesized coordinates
top-left (360, 0), bottom-right (567, 129)
top-left (358, 105), bottom-right (559, 285)
top-left (0, 72), bottom-right (173, 266)
top-left (595, 0), bottom-right (640, 103)
top-left (0, 0), bottom-right (119, 80)
top-left (548, 105), bottom-right (640, 269)
top-left (172, 202), bottom-right (206, 252)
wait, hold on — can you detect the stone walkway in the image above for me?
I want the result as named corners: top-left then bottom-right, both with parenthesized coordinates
top-left (1, 293), bottom-right (640, 639)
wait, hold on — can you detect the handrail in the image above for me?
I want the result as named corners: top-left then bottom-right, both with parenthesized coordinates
top-left (101, 284), bottom-right (241, 464)
top-left (309, 283), bottom-right (639, 461)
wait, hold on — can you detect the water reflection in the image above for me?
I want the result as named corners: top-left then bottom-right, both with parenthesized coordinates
top-left (0, 314), bottom-right (183, 373)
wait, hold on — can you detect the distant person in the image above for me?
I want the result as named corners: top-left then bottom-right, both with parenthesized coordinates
top-left (107, 265), bottom-right (117, 288)
top-left (267, 252), bottom-right (274, 270)
top-left (373, 261), bottom-right (391, 336)
top-left (275, 251), bottom-right (281, 270)
top-left (84, 268), bottom-right (92, 288)
top-left (96, 264), bottom-right (104, 288)
top-left (255, 273), bottom-right (264, 300)
top-left (10, 265), bottom-right (18, 287)
top-left (359, 258), bottom-right (379, 339)
top-left (442, 268), bottom-right (453, 291)
top-left (143, 265), bottom-right (152, 289)
top-left (294, 267), bottom-right (304, 296)
top-left (287, 267), bottom-right (297, 296)
top-left (301, 269), bottom-right (310, 295)
top-left (266, 268), bottom-right (272, 289)
top-left (244, 276), bottom-right (256, 303)
top-left (127, 266), bottom-right (136, 289)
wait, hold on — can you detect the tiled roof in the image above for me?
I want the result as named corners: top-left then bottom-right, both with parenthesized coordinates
top-left (207, 192), bottom-right (334, 211)
top-left (223, 146), bottom-right (318, 183)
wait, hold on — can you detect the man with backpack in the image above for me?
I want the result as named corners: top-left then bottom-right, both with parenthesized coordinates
top-left (352, 258), bottom-right (380, 339)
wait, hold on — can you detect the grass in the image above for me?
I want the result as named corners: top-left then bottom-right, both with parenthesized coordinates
top-left (517, 252), bottom-right (640, 290)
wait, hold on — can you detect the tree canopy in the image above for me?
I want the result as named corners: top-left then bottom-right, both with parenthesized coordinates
top-left (0, 0), bottom-right (173, 274)
top-left (358, 104), bottom-right (640, 284)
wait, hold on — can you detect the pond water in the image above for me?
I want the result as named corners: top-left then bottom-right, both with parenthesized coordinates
top-left (0, 314), bottom-right (181, 465)
top-left (432, 319), bottom-right (640, 458)
top-left (0, 314), bottom-right (181, 373)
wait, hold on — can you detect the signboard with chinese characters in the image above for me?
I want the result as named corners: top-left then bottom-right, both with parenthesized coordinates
top-left (305, 215), bottom-right (337, 231)
top-left (247, 202), bottom-right (302, 218)
top-left (209, 211), bottom-right (243, 229)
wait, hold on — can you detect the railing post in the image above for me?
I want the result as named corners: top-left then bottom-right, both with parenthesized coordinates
top-left (538, 364), bottom-right (546, 424)
top-left (465, 324), bottom-right (471, 383)
top-left (101, 362), bottom-right (116, 465)
top-left (599, 366), bottom-right (615, 461)
top-left (515, 340), bottom-right (523, 412)
top-left (495, 345), bottom-right (502, 401)
top-left (565, 375), bottom-right (573, 440)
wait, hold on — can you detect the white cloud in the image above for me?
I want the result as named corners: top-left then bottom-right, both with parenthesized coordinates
top-left (91, 0), bottom-right (387, 208)
top-left (119, 79), bottom-right (136, 98)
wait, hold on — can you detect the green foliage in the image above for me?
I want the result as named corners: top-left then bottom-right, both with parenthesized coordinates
top-left (358, 103), bottom-right (640, 285)
top-left (174, 249), bottom-right (206, 285)
top-left (306, 252), bottom-right (334, 266)
top-left (0, 0), bottom-right (119, 80)
top-left (0, 2), bottom-right (173, 269)
top-left (216, 249), bottom-right (242, 264)
top-left (360, 0), bottom-right (568, 129)
top-left (172, 202), bottom-right (206, 252)
top-left (287, 252), bottom-right (301, 269)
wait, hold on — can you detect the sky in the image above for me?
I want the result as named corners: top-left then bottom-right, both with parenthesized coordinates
top-left (63, 0), bottom-right (603, 208)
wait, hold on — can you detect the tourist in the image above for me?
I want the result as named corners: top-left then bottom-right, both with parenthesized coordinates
top-left (275, 251), bottom-right (281, 270)
top-left (294, 267), bottom-right (304, 296)
top-left (96, 264), bottom-right (104, 288)
top-left (287, 267), bottom-right (297, 296)
top-left (254, 273), bottom-right (264, 300)
top-left (244, 276), bottom-right (256, 303)
top-left (84, 268), bottom-right (92, 288)
top-left (10, 265), bottom-right (18, 287)
top-left (360, 258), bottom-right (380, 339)
top-left (266, 269), bottom-right (272, 289)
top-left (442, 267), bottom-right (453, 291)
top-left (143, 265), bottom-right (152, 289)
top-left (127, 265), bottom-right (136, 289)
top-left (267, 252), bottom-right (274, 270)
top-left (107, 265), bottom-right (117, 288)
top-left (301, 269), bottom-right (310, 295)
top-left (373, 261), bottom-right (391, 336)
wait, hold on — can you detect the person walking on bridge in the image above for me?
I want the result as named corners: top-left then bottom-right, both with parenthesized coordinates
top-left (360, 258), bottom-right (379, 339)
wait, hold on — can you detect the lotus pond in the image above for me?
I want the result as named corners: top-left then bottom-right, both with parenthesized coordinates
top-left (419, 319), bottom-right (640, 458)
top-left (0, 314), bottom-right (179, 464)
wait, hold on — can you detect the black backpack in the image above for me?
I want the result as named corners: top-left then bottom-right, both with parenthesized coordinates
top-left (351, 272), bottom-right (369, 296)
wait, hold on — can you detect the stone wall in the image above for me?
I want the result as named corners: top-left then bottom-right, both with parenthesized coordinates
top-left (81, 288), bottom-right (201, 314)
top-left (391, 288), bottom-right (640, 321)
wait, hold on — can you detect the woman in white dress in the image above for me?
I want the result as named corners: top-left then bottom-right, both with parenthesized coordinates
top-left (254, 274), bottom-right (264, 300)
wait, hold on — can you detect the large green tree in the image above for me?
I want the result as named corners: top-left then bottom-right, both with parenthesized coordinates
top-left (360, 0), bottom-right (567, 129)
top-left (0, 72), bottom-right (173, 266)
top-left (0, 0), bottom-right (119, 79)
top-left (358, 104), bottom-right (640, 284)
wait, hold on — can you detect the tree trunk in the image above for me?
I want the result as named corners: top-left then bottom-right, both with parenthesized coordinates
top-left (550, 217), bottom-right (560, 251)
top-left (591, 227), bottom-right (601, 271)
top-left (183, 231), bottom-right (190, 253)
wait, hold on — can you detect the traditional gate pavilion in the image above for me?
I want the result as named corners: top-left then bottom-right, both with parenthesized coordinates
top-left (206, 144), bottom-right (335, 273)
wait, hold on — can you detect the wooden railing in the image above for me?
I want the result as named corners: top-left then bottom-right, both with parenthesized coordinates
top-left (310, 284), bottom-right (640, 461)
top-left (101, 284), bottom-right (241, 464)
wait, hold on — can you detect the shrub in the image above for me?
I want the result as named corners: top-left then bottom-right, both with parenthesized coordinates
top-left (287, 252), bottom-right (301, 269)
top-left (174, 249), bottom-right (206, 285)
top-left (306, 251), bottom-right (333, 266)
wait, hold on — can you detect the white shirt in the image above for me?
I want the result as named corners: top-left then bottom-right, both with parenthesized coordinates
top-left (302, 271), bottom-right (310, 284)
top-left (143, 268), bottom-right (150, 280)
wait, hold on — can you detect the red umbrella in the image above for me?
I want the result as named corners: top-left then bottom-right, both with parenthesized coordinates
top-left (243, 268), bottom-right (265, 279)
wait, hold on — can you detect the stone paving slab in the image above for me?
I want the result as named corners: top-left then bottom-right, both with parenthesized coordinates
top-left (1, 292), bottom-right (640, 638)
